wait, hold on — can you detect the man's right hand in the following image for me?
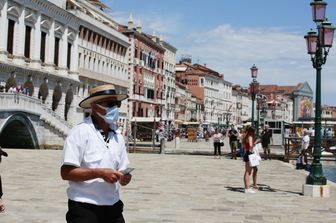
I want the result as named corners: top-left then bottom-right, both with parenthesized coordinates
top-left (99, 169), bottom-right (123, 184)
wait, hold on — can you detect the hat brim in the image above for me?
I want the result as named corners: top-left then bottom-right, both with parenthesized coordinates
top-left (79, 94), bottom-right (128, 109)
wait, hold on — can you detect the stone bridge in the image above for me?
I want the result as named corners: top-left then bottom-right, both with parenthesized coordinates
top-left (0, 93), bottom-right (71, 149)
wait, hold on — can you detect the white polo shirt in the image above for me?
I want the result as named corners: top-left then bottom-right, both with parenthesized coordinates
top-left (301, 135), bottom-right (310, 152)
top-left (61, 116), bottom-right (129, 205)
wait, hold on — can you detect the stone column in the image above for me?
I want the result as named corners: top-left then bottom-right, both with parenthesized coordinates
top-left (58, 25), bottom-right (68, 76)
top-left (31, 11), bottom-right (41, 69)
top-left (45, 19), bottom-right (55, 72)
top-left (13, 6), bottom-right (25, 65)
top-left (70, 31), bottom-right (79, 80)
top-left (0, 0), bottom-right (8, 62)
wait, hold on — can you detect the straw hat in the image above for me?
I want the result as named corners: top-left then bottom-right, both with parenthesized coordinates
top-left (79, 84), bottom-right (128, 108)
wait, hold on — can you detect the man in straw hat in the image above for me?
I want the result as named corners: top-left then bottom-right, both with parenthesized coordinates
top-left (61, 84), bottom-right (131, 223)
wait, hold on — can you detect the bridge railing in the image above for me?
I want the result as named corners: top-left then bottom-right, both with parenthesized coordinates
top-left (0, 92), bottom-right (71, 135)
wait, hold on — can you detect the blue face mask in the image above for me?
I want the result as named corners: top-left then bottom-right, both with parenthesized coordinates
top-left (97, 105), bottom-right (119, 129)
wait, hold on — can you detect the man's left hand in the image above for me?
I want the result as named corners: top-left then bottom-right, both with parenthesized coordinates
top-left (119, 173), bottom-right (132, 186)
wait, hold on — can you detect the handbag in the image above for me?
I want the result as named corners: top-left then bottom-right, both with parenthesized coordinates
top-left (248, 153), bottom-right (260, 167)
top-left (249, 143), bottom-right (262, 167)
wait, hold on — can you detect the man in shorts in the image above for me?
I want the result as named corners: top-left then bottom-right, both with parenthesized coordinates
top-left (228, 125), bottom-right (239, 159)
top-left (261, 125), bottom-right (273, 160)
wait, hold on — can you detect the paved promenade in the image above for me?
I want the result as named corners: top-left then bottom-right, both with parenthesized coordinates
top-left (0, 142), bottom-right (335, 222)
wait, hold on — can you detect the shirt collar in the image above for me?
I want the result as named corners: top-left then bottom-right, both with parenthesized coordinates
top-left (90, 115), bottom-right (116, 134)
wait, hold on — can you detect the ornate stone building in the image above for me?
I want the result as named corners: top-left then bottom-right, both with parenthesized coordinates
top-left (0, 0), bottom-right (80, 148)
top-left (0, 0), bottom-right (133, 148)
top-left (66, 0), bottom-right (130, 132)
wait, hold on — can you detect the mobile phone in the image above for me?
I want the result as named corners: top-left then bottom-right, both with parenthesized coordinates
top-left (121, 167), bottom-right (134, 175)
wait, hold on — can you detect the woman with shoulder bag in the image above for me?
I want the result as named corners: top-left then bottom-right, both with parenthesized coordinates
top-left (242, 126), bottom-right (258, 193)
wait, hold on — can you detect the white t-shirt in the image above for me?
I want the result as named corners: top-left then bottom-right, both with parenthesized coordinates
top-left (61, 116), bottom-right (129, 205)
top-left (301, 135), bottom-right (310, 151)
top-left (213, 133), bottom-right (223, 142)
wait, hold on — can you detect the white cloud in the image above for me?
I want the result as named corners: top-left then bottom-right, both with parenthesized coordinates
top-left (110, 11), bottom-right (181, 38)
top-left (176, 25), bottom-right (336, 105)
top-left (106, 3), bottom-right (335, 105)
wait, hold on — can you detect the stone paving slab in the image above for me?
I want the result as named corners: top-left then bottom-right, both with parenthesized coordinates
top-left (0, 149), bottom-right (335, 223)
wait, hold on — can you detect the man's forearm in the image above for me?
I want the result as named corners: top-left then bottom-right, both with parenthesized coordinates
top-left (61, 165), bottom-right (102, 182)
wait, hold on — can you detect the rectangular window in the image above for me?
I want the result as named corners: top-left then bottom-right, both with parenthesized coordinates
top-left (24, 26), bottom-right (32, 59)
top-left (67, 42), bottom-right (72, 69)
top-left (54, 37), bottom-right (60, 66)
top-left (200, 78), bottom-right (204, 86)
top-left (40, 32), bottom-right (46, 63)
top-left (134, 48), bottom-right (137, 58)
top-left (138, 103), bottom-right (142, 117)
top-left (7, 19), bottom-right (15, 54)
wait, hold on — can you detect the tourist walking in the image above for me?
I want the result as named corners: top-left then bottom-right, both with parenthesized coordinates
top-left (213, 128), bottom-right (223, 159)
top-left (0, 147), bottom-right (8, 213)
top-left (61, 84), bottom-right (132, 223)
top-left (300, 130), bottom-right (311, 168)
top-left (261, 125), bottom-right (273, 160)
top-left (228, 125), bottom-right (239, 159)
top-left (243, 126), bottom-right (258, 193)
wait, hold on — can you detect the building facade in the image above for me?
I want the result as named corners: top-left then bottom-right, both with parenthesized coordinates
top-left (160, 39), bottom-right (177, 124)
top-left (0, 0), bottom-right (81, 148)
top-left (176, 60), bottom-right (231, 126)
top-left (66, 0), bottom-right (130, 132)
top-left (120, 18), bottom-right (165, 136)
top-left (322, 105), bottom-right (336, 119)
top-left (259, 82), bottom-right (313, 123)
top-left (174, 81), bottom-right (186, 124)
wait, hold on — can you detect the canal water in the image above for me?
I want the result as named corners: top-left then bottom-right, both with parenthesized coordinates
top-left (324, 165), bottom-right (336, 183)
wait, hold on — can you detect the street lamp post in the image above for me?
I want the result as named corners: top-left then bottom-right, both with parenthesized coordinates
top-left (256, 95), bottom-right (262, 136)
top-left (249, 64), bottom-right (259, 129)
top-left (304, 0), bottom-right (335, 186)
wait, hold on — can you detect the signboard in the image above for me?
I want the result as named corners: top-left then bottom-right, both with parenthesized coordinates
top-left (300, 96), bottom-right (313, 119)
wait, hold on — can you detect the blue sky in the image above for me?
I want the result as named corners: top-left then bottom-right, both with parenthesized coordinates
top-left (102, 0), bottom-right (336, 105)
